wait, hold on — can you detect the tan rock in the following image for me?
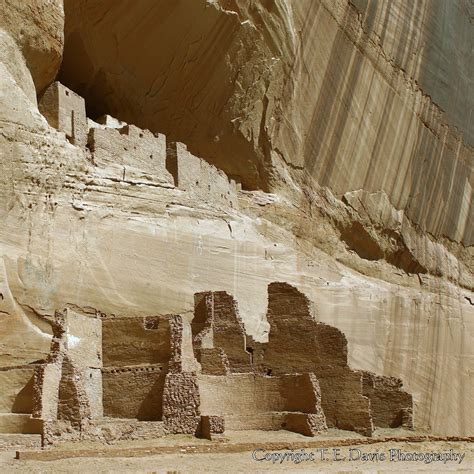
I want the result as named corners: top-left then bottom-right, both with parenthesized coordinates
top-left (0, 0), bottom-right (472, 446)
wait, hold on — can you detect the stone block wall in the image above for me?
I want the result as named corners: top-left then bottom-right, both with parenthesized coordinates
top-left (162, 372), bottom-right (201, 435)
top-left (316, 366), bottom-right (373, 436)
top-left (167, 141), bottom-right (238, 208)
top-left (192, 291), bottom-right (251, 373)
top-left (191, 282), bottom-right (413, 437)
top-left (56, 356), bottom-right (92, 425)
top-left (28, 283), bottom-right (414, 443)
top-left (102, 366), bottom-right (165, 420)
top-left (198, 373), bottom-right (326, 434)
top-left (38, 82), bottom-right (240, 208)
top-left (361, 371), bottom-right (414, 429)
top-left (88, 125), bottom-right (174, 185)
top-left (101, 316), bottom-right (173, 421)
top-left (264, 282), bottom-right (348, 372)
top-left (38, 81), bottom-right (87, 146)
top-left (32, 309), bottom-right (103, 426)
top-left (102, 316), bottom-right (171, 368)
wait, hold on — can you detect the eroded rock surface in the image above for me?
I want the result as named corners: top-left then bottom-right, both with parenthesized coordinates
top-left (0, 0), bottom-right (472, 443)
top-left (60, 0), bottom-right (472, 248)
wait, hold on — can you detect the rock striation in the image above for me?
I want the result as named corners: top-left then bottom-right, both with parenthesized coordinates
top-left (60, 0), bottom-right (472, 248)
top-left (0, 0), bottom-right (472, 445)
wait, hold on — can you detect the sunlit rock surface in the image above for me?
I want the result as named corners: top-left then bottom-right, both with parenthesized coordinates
top-left (0, 0), bottom-right (472, 438)
top-left (60, 0), bottom-right (472, 248)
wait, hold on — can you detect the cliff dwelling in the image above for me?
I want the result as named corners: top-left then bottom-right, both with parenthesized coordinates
top-left (0, 0), bottom-right (472, 469)
top-left (4, 278), bottom-right (413, 444)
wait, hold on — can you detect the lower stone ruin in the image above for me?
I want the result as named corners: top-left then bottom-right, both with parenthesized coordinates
top-left (5, 283), bottom-right (413, 445)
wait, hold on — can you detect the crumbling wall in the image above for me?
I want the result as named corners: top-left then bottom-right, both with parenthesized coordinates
top-left (88, 125), bottom-right (173, 185)
top-left (31, 284), bottom-right (414, 442)
top-left (361, 371), bottom-right (414, 429)
top-left (166, 142), bottom-right (238, 208)
top-left (56, 357), bottom-right (92, 424)
top-left (198, 373), bottom-right (326, 434)
top-left (162, 372), bottom-right (201, 435)
top-left (316, 366), bottom-right (373, 436)
top-left (38, 81), bottom-right (87, 146)
top-left (101, 314), bottom-right (201, 427)
top-left (191, 283), bottom-right (414, 437)
top-left (102, 366), bottom-right (165, 421)
top-left (162, 314), bottom-right (201, 434)
top-left (32, 309), bottom-right (103, 425)
top-left (192, 291), bottom-right (251, 373)
top-left (37, 82), bottom-right (240, 205)
top-left (264, 282), bottom-right (347, 372)
top-left (263, 282), bottom-right (374, 435)
top-left (102, 316), bottom-right (171, 368)
top-left (101, 316), bottom-right (172, 421)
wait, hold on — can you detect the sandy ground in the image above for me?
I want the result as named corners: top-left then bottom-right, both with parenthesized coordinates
top-left (1, 440), bottom-right (473, 473)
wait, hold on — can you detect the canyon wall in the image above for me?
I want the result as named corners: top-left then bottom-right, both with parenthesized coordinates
top-left (60, 0), bottom-right (472, 247)
top-left (0, 0), bottom-right (472, 438)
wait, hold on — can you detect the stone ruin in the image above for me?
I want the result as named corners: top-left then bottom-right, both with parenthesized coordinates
top-left (1, 282), bottom-right (413, 445)
top-left (0, 81), bottom-right (415, 445)
top-left (38, 81), bottom-right (239, 208)
top-left (38, 81), bottom-right (88, 148)
top-left (192, 283), bottom-right (413, 437)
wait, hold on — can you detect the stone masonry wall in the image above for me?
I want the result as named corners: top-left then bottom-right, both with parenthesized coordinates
top-left (88, 124), bottom-right (174, 185)
top-left (361, 371), bottom-right (414, 429)
top-left (32, 309), bottom-right (103, 426)
top-left (38, 81), bottom-right (87, 147)
top-left (102, 365), bottom-right (165, 421)
top-left (166, 141), bottom-right (238, 208)
top-left (190, 283), bottom-right (414, 437)
top-left (192, 291), bottom-right (251, 373)
top-left (102, 316), bottom-right (171, 368)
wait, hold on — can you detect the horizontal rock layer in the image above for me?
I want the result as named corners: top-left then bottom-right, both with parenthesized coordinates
top-left (0, 0), bottom-right (472, 440)
top-left (60, 0), bottom-right (473, 247)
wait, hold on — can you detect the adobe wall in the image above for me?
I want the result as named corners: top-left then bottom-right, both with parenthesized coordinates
top-left (316, 366), bottom-right (373, 436)
top-left (38, 81), bottom-right (87, 146)
top-left (162, 372), bottom-right (201, 435)
top-left (101, 316), bottom-right (174, 421)
top-left (361, 371), bottom-right (414, 429)
top-left (161, 314), bottom-right (202, 435)
top-left (38, 82), bottom-right (240, 208)
top-left (198, 373), bottom-right (326, 433)
top-left (32, 309), bottom-right (103, 424)
top-left (102, 316), bottom-right (171, 368)
top-left (56, 356), bottom-right (93, 424)
top-left (264, 282), bottom-right (347, 373)
top-left (190, 283), bottom-right (413, 437)
top-left (199, 373), bottom-right (321, 415)
top-left (33, 311), bottom-right (199, 442)
top-left (27, 285), bottom-right (414, 442)
top-left (192, 291), bottom-right (250, 373)
top-left (102, 366), bottom-right (165, 421)
top-left (167, 142), bottom-right (238, 208)
top-left (88, 125), bottom-right (174, 185)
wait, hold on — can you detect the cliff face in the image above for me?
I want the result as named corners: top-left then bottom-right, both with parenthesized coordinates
top-left (60, 0), bottom-right (473, 246)
top-left (0, 0), bottom-right (473, 438)
top-left (0, 0), bottom-right (63, 96)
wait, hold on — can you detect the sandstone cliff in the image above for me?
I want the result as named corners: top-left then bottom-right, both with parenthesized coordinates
top-left (0, 0), bottom-right (472, 438)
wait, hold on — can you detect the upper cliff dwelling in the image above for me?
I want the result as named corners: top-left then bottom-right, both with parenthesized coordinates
top-left (0, 0), bottom-right (473, 470)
